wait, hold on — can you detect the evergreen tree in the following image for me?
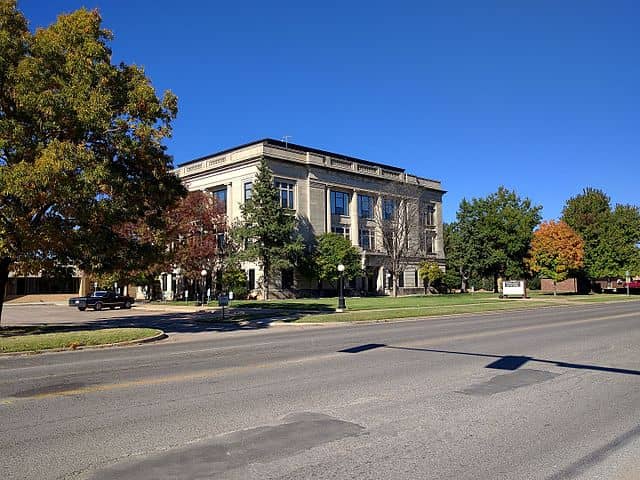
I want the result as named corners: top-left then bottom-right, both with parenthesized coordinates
top-left (233, 159), bottom-right (304, 299)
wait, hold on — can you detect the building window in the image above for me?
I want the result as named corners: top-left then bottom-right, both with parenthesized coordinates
top-left (358, 194), bottom-right (373, 219)
top-left (247, 269), bottom-right (255, 290)
top-left (282, 269), bottom-right (294, 289)
top-left (275, 181), bottom-right (294, 209)
top-left (425, 232), bottom-right (436, 254)
top-left (244, 182), bottom-right (253, 201)
top-left (398, 271), bottom-right (404, 288)
top-left (332, 225), bottom-right (350, 238)
top-left (424, 204), bottom-right (435, 226)
top-left (216, 232), bottom-right (225, 251)
top-left (359, 228), bottom-right (374, 250)
top-left (331, 191), bottom-right (349, 216)
top-left (414, 270), bottom-right (419, 288)
top-left (383, 198), bottom-right (396, 220)
top-left (212, 187), bottom-right (227, 213)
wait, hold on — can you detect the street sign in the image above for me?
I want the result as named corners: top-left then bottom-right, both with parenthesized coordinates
top-left (502, 280), bottom-right (527, 298)
top-left (218, 295), bottom-right (229, 306)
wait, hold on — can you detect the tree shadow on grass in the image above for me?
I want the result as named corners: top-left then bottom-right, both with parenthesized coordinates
top-left (228, 301), bottom-right (334, 312)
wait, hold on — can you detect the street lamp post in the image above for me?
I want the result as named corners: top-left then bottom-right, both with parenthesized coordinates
top-left (201, 269), bottom-right (207, 306)
top-left (337, 264), bottom-right (346, 312)
top-left (626, 270), bottom-right (631, 297)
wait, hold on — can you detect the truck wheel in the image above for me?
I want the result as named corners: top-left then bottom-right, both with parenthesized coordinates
top-left (94, 302), bottom-right (103, 311)
top-left (78, 307), bottom-right (86, 311)
top-left (124, 301), bottom-right (132, 309)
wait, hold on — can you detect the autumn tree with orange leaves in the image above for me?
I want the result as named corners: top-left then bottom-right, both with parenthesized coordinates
top-left (527, 220), bottom-right (585, 295)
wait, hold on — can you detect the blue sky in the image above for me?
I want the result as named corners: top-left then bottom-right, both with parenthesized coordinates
top-left (23, 1), bottom-right (640, 223)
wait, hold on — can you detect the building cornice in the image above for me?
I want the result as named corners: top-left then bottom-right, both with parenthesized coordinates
top-left (175, 139), bottom-right (445, 193)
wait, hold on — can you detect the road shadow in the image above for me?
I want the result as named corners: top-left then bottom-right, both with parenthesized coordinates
top-left (339, 343), bottom-right (640, 377)
top-left (1, 309), bottom-right (314, 336)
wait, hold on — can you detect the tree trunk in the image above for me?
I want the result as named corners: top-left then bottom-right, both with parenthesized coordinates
top-left (0, 256), bottom-right (11, 328)
top-left (262, 259), bottom-right (270, 300)
top-left (427, 280), bottom-right (432, 295)
top-left (263, 272), bottom-right (269, 300)
top-left (553, 280), bottom-right (557, 296)
top-left (459, 267), bottom-right (467, 293)
top-left (392, 277), bottom-right (398, 297)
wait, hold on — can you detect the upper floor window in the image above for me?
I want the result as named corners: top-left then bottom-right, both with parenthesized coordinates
top-left (359, 228), bottom-right (375, 250)
top-left (331, 191), bottom-right (350, 216)
top-left (383, 198), bottom-right (396, 220)
top-left (212, 187), bottom-right (227, 213)
top-left (358, 194), bottom-right (373, 219)
top-left (424, 204), bottom-right (435, 226)
top-left (275, 181), bottom-right (294, 209)
top-left (244, 182), bottom-right (253, 201)
top-left (425, 232), bottom-right (436, 254)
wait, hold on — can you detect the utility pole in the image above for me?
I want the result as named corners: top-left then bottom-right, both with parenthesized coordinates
top-left (282, 135), bottom-right (292, 148)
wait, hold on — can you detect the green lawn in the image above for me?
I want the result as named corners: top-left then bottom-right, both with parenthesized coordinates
top-left (230, 292), bottom-right (501, 312)
top-left (294, 299), bottom-right (556, 323)
top-left (0, 327), bottom-right (162, 353)
top-left (527, 292), bottom-right (640, 302)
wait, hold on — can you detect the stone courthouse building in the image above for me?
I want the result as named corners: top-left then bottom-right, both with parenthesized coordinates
top-left (175, 138), bottom-right (445, 297)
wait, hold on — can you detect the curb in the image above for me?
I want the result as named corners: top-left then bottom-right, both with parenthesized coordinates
top-left (4, 302), bottom-right (63, 307)
top-left (0, 330), bottom-right (167, 357)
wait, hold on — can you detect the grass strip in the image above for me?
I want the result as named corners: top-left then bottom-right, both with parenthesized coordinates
top-left (229, 293), bottom-right (501, 312)
top-left (0, 327), bottom-right (162, 353)
top-left (294, 300), bottom-right (556, 323)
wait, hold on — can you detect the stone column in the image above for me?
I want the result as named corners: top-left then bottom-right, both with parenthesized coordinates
top-left (377, 266), bottom-right (385, 293)
top-left (374, 195), bottom-right (383, 252)
top-left (350, 190), bottom-right (359, 247)
top-left (326, 186), bottom-right (332, 234)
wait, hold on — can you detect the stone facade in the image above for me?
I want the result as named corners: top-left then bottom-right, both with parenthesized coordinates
top-left (175, 138), bottom-right (446, 297)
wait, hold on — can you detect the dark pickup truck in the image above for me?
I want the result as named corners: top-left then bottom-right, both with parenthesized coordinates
top-left (68, 291), bottom-right (134, 311)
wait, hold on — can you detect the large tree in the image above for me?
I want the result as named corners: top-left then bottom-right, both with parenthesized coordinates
top-left (232, 159), bottom-right (304, 299)
top-left (0, 2), bottom-right (185, 322)
top-left (455, 187), bottom-right (542, 292)
top-left (562, 188), bottom-right (640, 279)
top-left (313, 233), bottom-right (362, 286)
top-left (166, 191), bottom-right (226, 283)
top-left (527, 220), bottom-right (584, 295)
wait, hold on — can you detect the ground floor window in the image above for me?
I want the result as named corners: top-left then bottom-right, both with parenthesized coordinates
top-left (331, 225), bottom-right (350, 238)
top-left (282, 269), bottom-right (294, 289)
top-left (247, 269), bottom-right (255, 290)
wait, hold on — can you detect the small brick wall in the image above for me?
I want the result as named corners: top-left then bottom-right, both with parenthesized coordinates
top-left (541, 278), bottom-right (577, 293)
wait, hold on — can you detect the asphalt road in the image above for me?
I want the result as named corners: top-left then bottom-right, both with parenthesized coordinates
top-left (2, 301), bottom-right (640, 479)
